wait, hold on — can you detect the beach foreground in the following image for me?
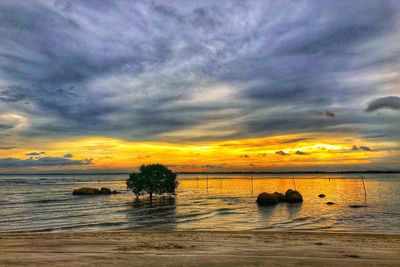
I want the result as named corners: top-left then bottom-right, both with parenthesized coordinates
top-left (0, 231), bottom-right (399, 266)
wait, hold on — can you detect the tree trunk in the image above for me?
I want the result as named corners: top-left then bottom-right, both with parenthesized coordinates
top-left (149, 192), bottom-right (153, 203)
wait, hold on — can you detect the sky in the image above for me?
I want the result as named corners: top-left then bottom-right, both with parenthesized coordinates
top-left (0, 0), bottom-right (399, 173)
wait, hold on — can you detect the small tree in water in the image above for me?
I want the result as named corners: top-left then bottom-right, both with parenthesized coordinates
top-left (126, 164), bottom-right (178, 202)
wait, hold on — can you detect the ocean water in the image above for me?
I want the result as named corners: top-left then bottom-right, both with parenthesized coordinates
top-left (0, 173), bottom-right (399, 233)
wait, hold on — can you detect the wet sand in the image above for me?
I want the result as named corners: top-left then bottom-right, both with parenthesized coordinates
top-left (0, 231), bottom-right (399, 266)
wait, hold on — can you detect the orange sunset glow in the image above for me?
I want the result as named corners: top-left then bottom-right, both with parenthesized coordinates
top-left (1, 132), bottom-right (397, 173)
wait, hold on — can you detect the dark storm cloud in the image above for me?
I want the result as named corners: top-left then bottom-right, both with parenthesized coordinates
top-left (360, 146), bottom-right (372, 151)
top-left (352, 145), bottom-right (372, 152)
top-left (0, 0), bottom-right (399, 142)
top-left (25, 151), bottom-right (45, 156)
top-left (0, 146), bottom-right (17, 150)
top-left (63, 153), bottom-right (73, 158)
top-left (275, 150), bottom-right (288, 156)
top-left (315, 111), bottom-right (335, 118)
top-left (0, 157), bottom-right (92, 168)
top-left (0, 123), bottom-right (14, 130)
top-left (365, 96), bottom-right (400, 112)
top-left (280, 137), bottom-right (314, 144)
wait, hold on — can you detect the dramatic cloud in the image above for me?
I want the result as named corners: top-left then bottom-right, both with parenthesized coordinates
top-left (0, 1), bottom-right (399, 171)
top-left (0, 0), bottom-right (398, 144)
top-left (0, 113), bottom-right (27, 132)
top-left (0, 157), bottom-right (92, 168)
top-left (365, 96), bottom-right (400, 112)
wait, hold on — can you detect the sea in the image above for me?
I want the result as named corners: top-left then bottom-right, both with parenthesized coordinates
top-left (0, 173), bottom-right (399, 233)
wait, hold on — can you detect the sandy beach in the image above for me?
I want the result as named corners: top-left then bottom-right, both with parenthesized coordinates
top-left (0, 231), bottom-right (399, 266)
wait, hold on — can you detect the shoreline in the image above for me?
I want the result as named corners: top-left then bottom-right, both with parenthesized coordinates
top-left (1, 230), bottom-right (399, 266)
top-left (2, 229), bottom-right (400, 236)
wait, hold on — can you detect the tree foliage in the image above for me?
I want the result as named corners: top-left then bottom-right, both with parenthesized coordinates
top-left (126, 164), bottom-right (178, 201)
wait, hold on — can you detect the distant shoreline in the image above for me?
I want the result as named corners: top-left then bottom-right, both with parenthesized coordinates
top-left (0, 170), bottom-right (399, 175)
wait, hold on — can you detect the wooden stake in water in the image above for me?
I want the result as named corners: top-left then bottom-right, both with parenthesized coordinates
top-left (251, 174), bottom-right (254, 195)
top-left (206, 165), bottom-right (209, 194)
top-left (361, 175), bottom-right (367, 207)
top-left (292, 172), bottom-right (297, 190)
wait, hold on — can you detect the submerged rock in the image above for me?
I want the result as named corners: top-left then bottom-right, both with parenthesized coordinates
top-left (318, 194), bottom-right (326, 198)
top-left (349, 205), bottom-right (367, 208)
top-left (272, 192), bottom-right (285, 202)
top-left (257, 192), bottom-right (279, 206)
top-left (100, 187), bottom-right (112, 194)
top-left (326, 202), bottom-right (335, 205)
top-left (73, 187), bottom-right (100, 195)
top-left (111, 190), bottom-right (121, 194)
top-left (285, 189), bottom-right (303, 203)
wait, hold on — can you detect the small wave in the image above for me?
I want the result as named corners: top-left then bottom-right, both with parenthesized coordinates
top-left (216, 208), bottom-right (234, 212)
top-left (30, 198), bottom-right (71, 204)
top-left (0, 200), bottom-right (9, 205)
top-left (270, 216), bottom-right (313, 226)
top-left (215, 207), bottom-right (237, 215)
top-left (174, 210), bottom-right (218, 223)
top-left (0, 221), bottom-right (129, 233)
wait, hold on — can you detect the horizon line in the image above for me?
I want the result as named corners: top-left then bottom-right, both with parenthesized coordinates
top-left (0, 170), bottom-right (399, 175)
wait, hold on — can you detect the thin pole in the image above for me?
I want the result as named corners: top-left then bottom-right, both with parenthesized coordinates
top-left (361, 176), bottom-right (367, 206)
top-left (206, 165), bottom-right (209, 194)
top-left (251, 174), bottom-right (254, 195)
top-left (292, 172), bottom-right (297, 190)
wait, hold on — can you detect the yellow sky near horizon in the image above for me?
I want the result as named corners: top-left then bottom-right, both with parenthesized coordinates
top-left (0, 132), bottom-right (396, 172)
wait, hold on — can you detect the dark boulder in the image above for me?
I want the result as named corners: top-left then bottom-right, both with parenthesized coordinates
top-left (318, 194), bottom-right (326, 198)
top-left (285, 189), bottom-right (303, 203)
top-left (100, 187), bottom-right (112, 195)
top-left (73, 187), bottom-right (100, 195)
top-left (272, 192), bottom-right (285, 202)
top-left (111, 190), bottom-right (121, 194)
top-left (257, 192), bottom-right (279, 206)
top-left (326, 202), bottom-right (335, 205)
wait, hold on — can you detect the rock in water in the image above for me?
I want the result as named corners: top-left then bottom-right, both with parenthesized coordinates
top-left (318, 194), bottom-right (326, 198)
top-left (257, 192), bottom-right (279, 206)
top-left (326, 202), bottom-right (335, 205)
top-left (100, 187), bottom-right (112, 194)
top-left (272, 192), bottom-right (285, 202)
top-left (349, 205), bottom-right (366, 208)
top-left (111, 190), bottom-right (120, 194)
top-left (73, 187), bottom-right (100, 195)
top-left (285, 189), bottom-right (303, 203)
